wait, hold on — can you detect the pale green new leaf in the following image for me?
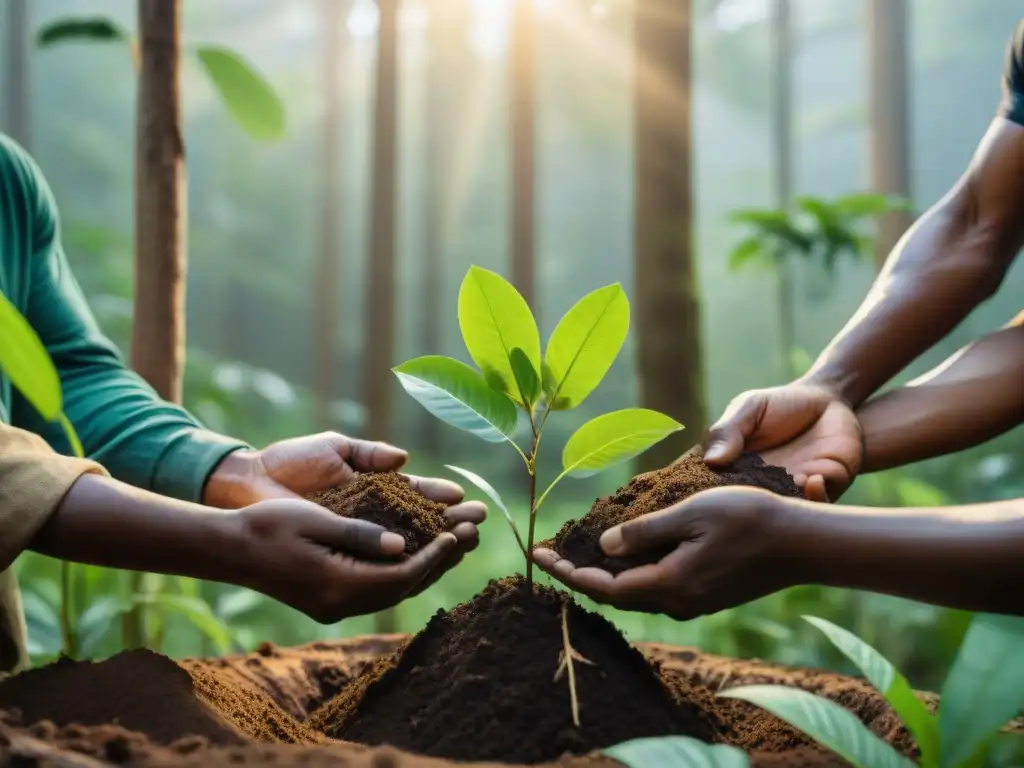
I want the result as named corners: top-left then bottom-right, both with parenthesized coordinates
top-left (603, 735), bottom-right (750, 768)
top-left (804, 616), bottom-right (939, 768)
top-left (457, 266), bottom-right (541, 405)
top-left (562, 408), bottom-right (683, 478)
top-left (195, 46), bottom-right (286, 141)
top-left (727, 236), bottom-right (765, 272)
top-left (393, 356), bottom-right (518, 443)
top-left (0, 290), bottom-right (63, 420)
top-left (445, 465), bottom-right (525, 556)
top-left (509, 347), bottom-right (541, 407)
top-left (939, 613), bottom-right (1024, 767)
top-left (37, 17), bottom-right (129, 47)
top-left (721, 686), bottom-right (914, 768)
top-left (543, 283), bottom-right (629, 410)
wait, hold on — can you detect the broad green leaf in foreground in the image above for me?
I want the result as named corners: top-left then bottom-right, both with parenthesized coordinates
top-left (721, 686), bottom-right (914, 768)
top-left (37, 16), bottom-right (129, 47)
top-left (195, 46), bottom-right (286, 141)
top-left (603, 735), bottom-right (750, 768)
top-left (457, 266), bottom-right (541, 405)
top-left (543, 283), bottom-right (629, 410)
top-left (509, 347), bottom-right (542, 407)
top-left (445, 465), bottom-right (525, 556)
top-left (804, 616), bottom-right (939, 768)
top-left (562, 408), bottom-right (683, 478)
top-left (0, 291), bottom-right (62, 420)
top-left (939, 613), bottom-right (1024, 767)
top-left (393, 356), bottom-right (518, 443)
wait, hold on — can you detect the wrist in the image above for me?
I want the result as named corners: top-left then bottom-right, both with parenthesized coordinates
top-left (203, 449), bottom-right (261, 509)
top-left (769, 498), bottom-right (839, 587)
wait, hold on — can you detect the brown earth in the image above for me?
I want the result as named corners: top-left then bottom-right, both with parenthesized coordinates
top-left (307, 472), bottom-right (447, 556)
top-left (548, 452), bottom-right (802, 573)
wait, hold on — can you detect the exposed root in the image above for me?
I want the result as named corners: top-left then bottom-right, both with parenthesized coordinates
top-left (554, 603), bottom-right (595, 727)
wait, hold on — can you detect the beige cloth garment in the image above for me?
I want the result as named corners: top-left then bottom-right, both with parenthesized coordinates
top-left (0, 422), bottom-right (106, 673)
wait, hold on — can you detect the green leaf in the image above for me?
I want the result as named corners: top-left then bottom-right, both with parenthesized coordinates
top-left (509, 347), bottom-right (542, 407)
top-left (444, 465), bottom-right (525, 556)
top-left (562, 408), bottom-right (684, 478)
top-left (603, 735), bottom-right (750, 767)
top-left (804, 616), bottom-right (939, 768)
top-left (984, 733), bottom-right (1024, 767)
top-left (393, 356), bottom-right (518, 443)
top-left (134, 594), bottom-right (234, 655)
top-left (543, 283), bottom-right (629, 410)
top-left (194, 46), bottom-right (285, 141)
top-left (0, 290), bottom-right (63, 420)
top-left (832, 192), bottom-right (912, 218)
top-left (58, 413), bottom-right (85, 459)
top-left (37, 17), bottom-right (129, 48)
top-left (457, 266), bottom-right (541, 406)
top-left (727, 236), bottom-right (765, 271)
top-left (721, 685), bottom-right (914, 768)
top-left (729, 208), bottom-right (813, 253)
top-left (939, 613), bottom-right (1024, 767)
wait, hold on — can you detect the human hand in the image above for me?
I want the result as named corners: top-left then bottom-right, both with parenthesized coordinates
top-left (532, 486), bottom-right (801, 620)
top-left (226, 497), bottom-right (485, 622)
top-left (704, 383), bottom-right (862, 501)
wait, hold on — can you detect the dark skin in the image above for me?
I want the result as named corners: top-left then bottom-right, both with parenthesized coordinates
top-left (32, 432), bottom-right (487, 623)
top-left (534, 115), bottom-right (1024, 620)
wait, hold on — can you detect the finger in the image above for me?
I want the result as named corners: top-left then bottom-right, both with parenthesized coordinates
top-left (804, 474), bottom-right (831, 503)
top-left (449, 521), bottom-right (480, 551)
top-left (444, 501), bottom-right (487, 526)
top-left (532, 548), bottom-right (579, 581)
top-left (404, 474), bottom-right (465, 504)
top-left (392, 532), bottom-right (458, 585)
top-left (302, 508), bottom-right (406, 558)
top-left (704, 396), bottom-right (763, 464)
top-left (342, 436), bottom-right (409, 472)
top-left (600, 503), bottom-right (692, 557)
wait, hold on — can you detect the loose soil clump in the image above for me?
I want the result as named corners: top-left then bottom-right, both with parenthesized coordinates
top-left (548, 452), bottom-right (801, 573)
top-left (313, 577), bottom-right (714, 763)
top-left (307, 472), bottom-right (447, 556)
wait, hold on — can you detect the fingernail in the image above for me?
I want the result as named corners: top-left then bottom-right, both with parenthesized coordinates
top-left (600, 526), bottom-right (625, 556)
top-left (380, 532), bottom-right (406, 555)
top-left (704, 442), bottom-right (725, 461)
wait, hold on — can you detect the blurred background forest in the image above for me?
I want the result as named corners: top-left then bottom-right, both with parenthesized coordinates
top-left (6, 0), bottom-right (1024, 694)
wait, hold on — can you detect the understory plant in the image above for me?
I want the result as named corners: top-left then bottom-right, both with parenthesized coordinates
top-left (722, 613), bottom-right (1024, 768)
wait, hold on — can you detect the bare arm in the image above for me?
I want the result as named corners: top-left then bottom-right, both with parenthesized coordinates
top-left (803, 118), bottom-right (1024, 408)
top-left (855, 313), bottom-right (1024, 473)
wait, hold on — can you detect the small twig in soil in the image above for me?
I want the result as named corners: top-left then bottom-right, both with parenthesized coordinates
top-left (554, 603), bottom-right (594, 727)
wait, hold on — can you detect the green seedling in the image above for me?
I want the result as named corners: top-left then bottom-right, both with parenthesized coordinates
top-left (721, 613), bottom-right (1024, 768)
top-left (393, 266), bottom-right (683, 727)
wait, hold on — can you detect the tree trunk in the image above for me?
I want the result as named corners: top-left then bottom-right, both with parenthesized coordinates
top-left (420, 0), bottom-right (463, 451)
top-left (365, 0), bottom-right (399, 635)
top-left (510, 0), bottom-right (536, 310)
top-left (634, 0), bottom-right (705, 471)
top-left (4, 0), bottom-right (30, 148)
top-left (867, 0), bottom-right (912, 271)
top-left (125, 0), bottom-right (185, 648)
top-left (772, 0), bottom-right (796, 378)
top-left (315, 0), bottom-right (346, 430)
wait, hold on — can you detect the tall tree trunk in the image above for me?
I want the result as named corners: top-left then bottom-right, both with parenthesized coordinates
top-left (867, 0), bottom-right (911, 271)
top-left (365, 0), bottom-right (399, 635)
top-left (315, 0), bottom-right (346, 430)
top-left (634, 0), bottom-right (705, 471)
top-left (420, 0), bottom-right (463, 451)
top-left (125, 0), bottom-right (185, 649)
top-left (772, 0), bottom-right (796, 378)
top-left (510, 0), bottom-right (536, 309)
top-left (4, 0), bottom-right (30, 148)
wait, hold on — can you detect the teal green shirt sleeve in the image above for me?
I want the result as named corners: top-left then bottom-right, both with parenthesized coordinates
top-left (2, 137), bottom-right (249, 502)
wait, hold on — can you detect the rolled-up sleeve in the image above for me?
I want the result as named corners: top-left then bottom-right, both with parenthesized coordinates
top-left (0, 422), bottom-right (107, 571)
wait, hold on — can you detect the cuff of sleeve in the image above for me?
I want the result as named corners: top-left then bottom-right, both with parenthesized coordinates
top-left (152, 428), bottom-right (251, 503)
top-left (0, 451), bottom-right (108, 572)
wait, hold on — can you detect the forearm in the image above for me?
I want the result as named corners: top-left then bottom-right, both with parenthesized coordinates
top-left (780, 497), bottom-right (1024, 614)
top-left (856, 322), bottom-right (1024, 473)
top-left (802, 198), bottom-right (1008, 408)
top-left (30, 473), bottom-right (246, 584)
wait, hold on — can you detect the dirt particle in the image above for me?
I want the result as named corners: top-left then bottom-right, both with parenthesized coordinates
top-left (307, 472), bottom-right (447, 557)
top-left (548, 452), bottom-right (801, 573)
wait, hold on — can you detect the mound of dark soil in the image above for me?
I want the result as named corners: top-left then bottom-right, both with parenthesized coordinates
top-left (307, 472), bottom-right (447, 556)
top-left (548, 452), bottom-right (801, 573)
top-left (312, 576), bottom-right (716, 764)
